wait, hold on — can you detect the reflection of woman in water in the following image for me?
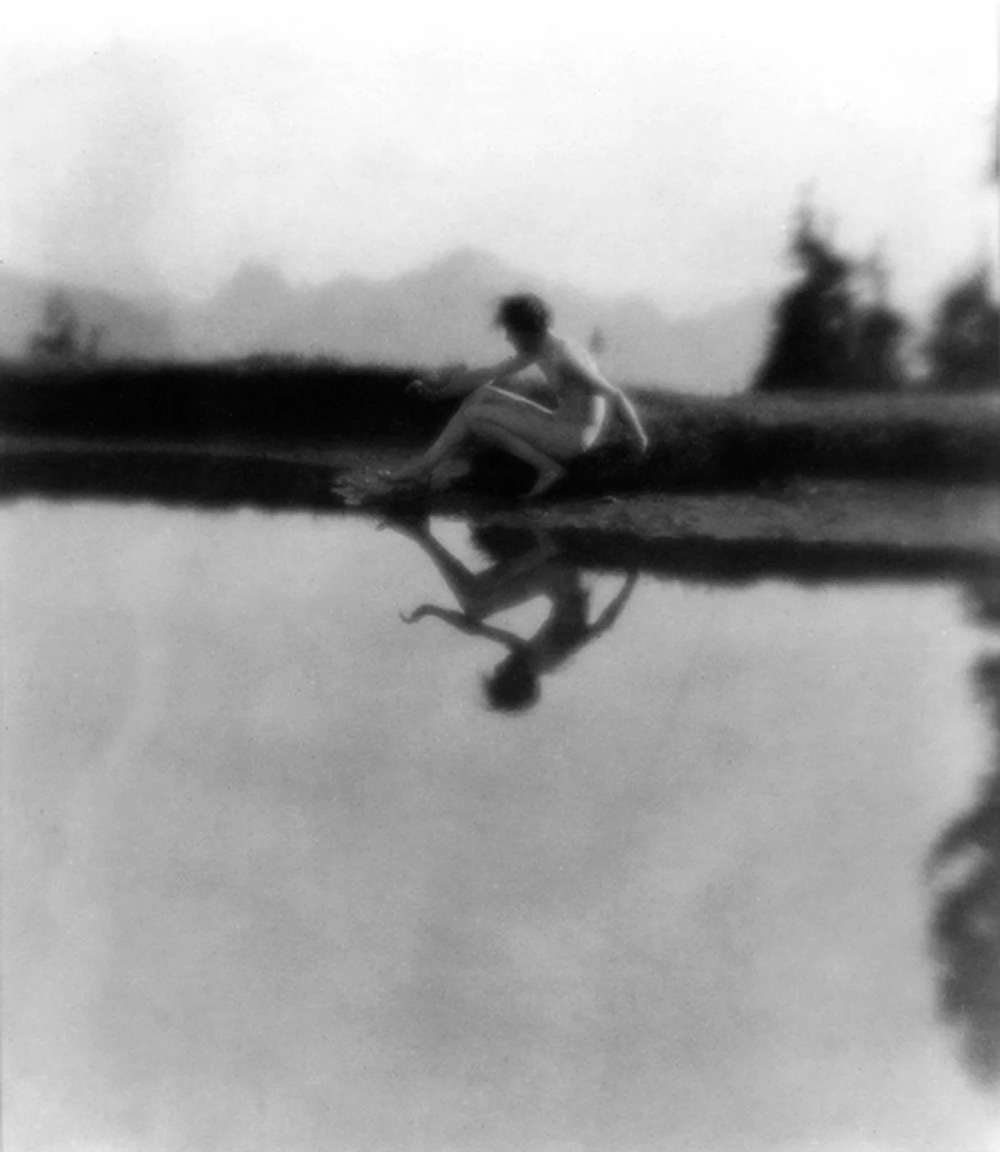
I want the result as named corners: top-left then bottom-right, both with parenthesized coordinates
top-left (385, 293), bottom-right (650, 499)
top-left (388, 516), bottom-right (638, 712)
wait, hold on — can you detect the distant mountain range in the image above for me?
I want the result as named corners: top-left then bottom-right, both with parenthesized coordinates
top-left (0, 248), bottom-right (774, 393)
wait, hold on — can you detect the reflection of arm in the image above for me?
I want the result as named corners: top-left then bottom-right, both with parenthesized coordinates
top-left (400, 605), bottom-right (525, 649)
top-left (587, 570), bottom-right (639, 639)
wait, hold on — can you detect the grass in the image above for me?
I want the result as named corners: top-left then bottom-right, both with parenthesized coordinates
top-left (618, 387), bottom-right (1000, 490)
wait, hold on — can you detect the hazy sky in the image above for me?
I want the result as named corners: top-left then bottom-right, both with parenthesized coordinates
top-left (1, 0), bottom-right (996, 314)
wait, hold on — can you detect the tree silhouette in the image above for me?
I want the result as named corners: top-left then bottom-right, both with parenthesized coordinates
top-left (921, 107), bottom-right (999, 392)
top-left (27, 290), bottom-right (105, 365)
top-left (852, 249), bottom-right (908, 392)
top-left (753, 202), bottom-right (906, 394)
top-left (927, 650), bottom-right (1000, 1086)
top-left (754, 202), bottom-right (853, 392)
top-left (28, 290), bottom-right (81, 360)
top-left (924, 265), bottom-right (999, 391)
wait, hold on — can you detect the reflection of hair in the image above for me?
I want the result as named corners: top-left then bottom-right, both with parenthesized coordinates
top-left (495, 294), bottom-right (552, 338)
top-left (483, 649), bottom-right (540, 713)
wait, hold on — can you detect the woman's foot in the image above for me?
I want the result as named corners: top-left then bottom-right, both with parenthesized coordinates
top-left (366, 467), bottom-right (429, 494)
top-left (520, 463), bottom-right (565, 501)
top-left (377, 506), bottom-right (430, 535)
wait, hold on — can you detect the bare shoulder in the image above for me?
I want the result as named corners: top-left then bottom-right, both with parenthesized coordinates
top-left (543, 332), bottom-right (616, 391)
top-left (545, 332), bottom-right (598, 371)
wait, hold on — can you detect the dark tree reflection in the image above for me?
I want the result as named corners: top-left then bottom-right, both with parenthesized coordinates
top-left (964, 577), bottom-right (1000, 629)
top-left (927, 652), bottom-right (1000, 1085)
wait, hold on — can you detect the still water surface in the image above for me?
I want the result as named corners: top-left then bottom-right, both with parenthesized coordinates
top-left (3, 501), bottom-right (998, 1151)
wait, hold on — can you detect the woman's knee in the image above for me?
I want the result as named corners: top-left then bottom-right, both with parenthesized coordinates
top-left (461, 388), bottom-right (498, 417)
top-left (474, 411), bottom-right (563, 453)
top-left (443, 401), bottom-right (480, 435)
top-left (464, 410), bottom-right (496, 443)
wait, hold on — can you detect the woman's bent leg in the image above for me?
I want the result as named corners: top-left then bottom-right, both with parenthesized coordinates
top-left (471, 416), bottom-right (565, 498)
top-left (393, 406), bottom-right (479, 482)
top-left (468, 401), bottom-right (582, 461)
top-left (393, 389), bottom-right (576, 495)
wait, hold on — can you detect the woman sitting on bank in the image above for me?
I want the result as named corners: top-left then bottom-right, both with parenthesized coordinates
top-left (387, 293), bottom-right (650, 499)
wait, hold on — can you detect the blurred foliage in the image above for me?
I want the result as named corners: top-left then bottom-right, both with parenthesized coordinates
top-left (27, 289), bottom-right (104, 365)
top-left (928, 652), bottom-right (1000, 1086)
top-left (924, 266), bottom-right (999, 392)
top-left (753, 202), bottom-right (908, 394)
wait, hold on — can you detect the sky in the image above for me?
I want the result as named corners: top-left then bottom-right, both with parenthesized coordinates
top-left (1, 0), bottom-right (997, 316)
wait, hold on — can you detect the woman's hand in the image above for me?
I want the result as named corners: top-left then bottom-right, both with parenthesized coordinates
top-left (623, 422), bottom-right (650, 459)
top-left (408, 378), bottom-right (442, 400)
top-left (409, 362), bottom-right (469, 399)
top-left (609, 387), bottom-right (650, 459)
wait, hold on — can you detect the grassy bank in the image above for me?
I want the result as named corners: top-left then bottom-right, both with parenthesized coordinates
top-left (627, 388), bottom-right (1000, 490)
top-left (1, 358), bottom-right (999, 491)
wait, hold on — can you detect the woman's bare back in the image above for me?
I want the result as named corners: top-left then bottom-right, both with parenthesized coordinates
top-left (473, 334), bottom-right (610, 460)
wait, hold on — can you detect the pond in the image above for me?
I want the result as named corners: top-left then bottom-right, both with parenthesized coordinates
top-left (3, 500), bottom-right (999, 1152)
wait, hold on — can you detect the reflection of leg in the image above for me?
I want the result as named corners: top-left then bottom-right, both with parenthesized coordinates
top-left (403, 525), bottom-right (484, 601)
top-left (400, 522), bottom-right (551, 605)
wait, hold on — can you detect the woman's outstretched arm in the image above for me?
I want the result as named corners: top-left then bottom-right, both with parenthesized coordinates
top-left (590, 375), bottom-right (649, 454)
top-left (415, 354), bottom-right (534, 398)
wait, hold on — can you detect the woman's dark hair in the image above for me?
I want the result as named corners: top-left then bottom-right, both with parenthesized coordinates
top-left (482, 649), bottom-right (540, 713)
top-left (495, 293), bottom-right (552, 339)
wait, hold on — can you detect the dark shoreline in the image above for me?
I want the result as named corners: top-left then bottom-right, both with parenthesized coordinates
top-left (3, 433), bottom-right (998, 587)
